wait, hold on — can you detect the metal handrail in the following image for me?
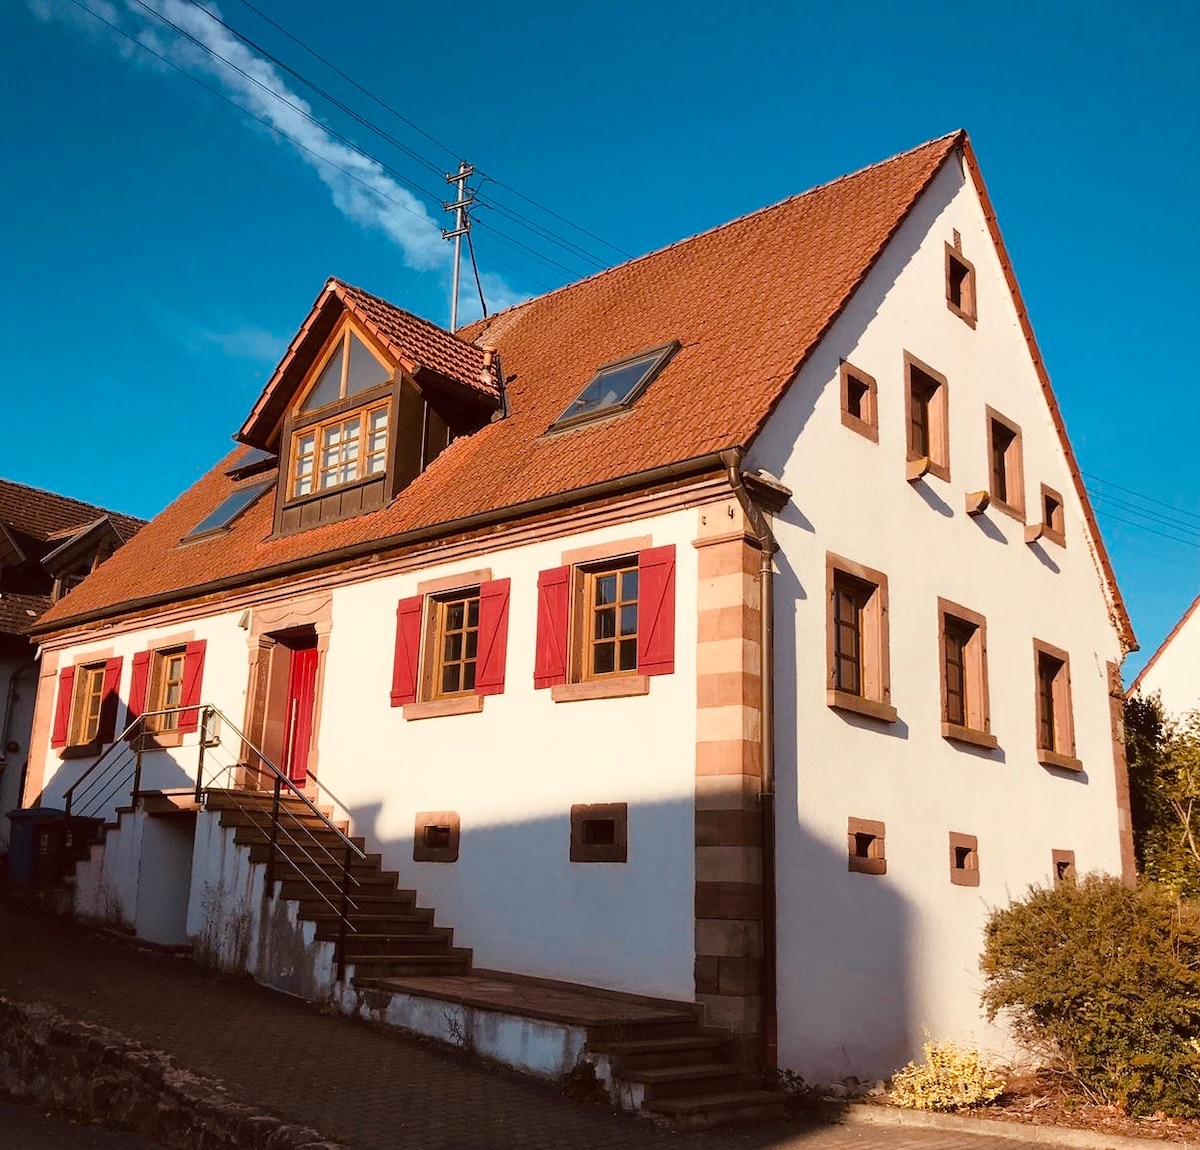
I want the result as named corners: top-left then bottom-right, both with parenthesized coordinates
top-left (61, 702), bottom-right (369, 980)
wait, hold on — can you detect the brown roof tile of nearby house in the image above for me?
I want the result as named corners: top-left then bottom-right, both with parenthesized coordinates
top-left (0, 479), bottom-right (144, 545)
top-left (35, 130), bottom-right (1130, 648)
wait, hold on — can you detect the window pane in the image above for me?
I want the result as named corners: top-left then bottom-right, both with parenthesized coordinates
top-left (595, 574), bottom-right (617, 605)
top-left (619, 604), bottom-right (638, 636)
top-left (444, 632), bottom-right (463, 662)
top-left (301, 348), bottom-right (344, 412)
top-left (620, 570), bottom-right (638, 601)
top-left (345, 332), bottom-right (391, 396)
top-left (593, 642), bottom-right (615, 675)
top-left (555, 347), bottom-right (675, 425)
top-left (441, 664), bottom-right (461, 694)
top-left (594, 607), bottom-right (616, 640)
top-left (618, 639), bottom-right (637, 670)
top-left (185, 480), bottom-right (273, 539)
top-left (446, 602), bottom-right (464, 630)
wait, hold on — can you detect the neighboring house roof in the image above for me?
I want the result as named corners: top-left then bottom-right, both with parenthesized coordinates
top-left (0, 478), bottom-right (146, 635)
top-left (1128, 591), bottom-right (1200, 697)
top-left (32, 130), bottom-right (1134, 650)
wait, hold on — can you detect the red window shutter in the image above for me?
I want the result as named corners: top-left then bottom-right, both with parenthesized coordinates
top-left (177, 640), bottom-right (207, 733)
top-left (474, 578), bottom-right (511, 697)
top-left (97, 657), bottom-right (124, 744)
top-left (534, 566), bottom-right (571, 689)
top-left (391, 596), bottom-right (424, 706)
top-left (51, 665), bottom-right (77, 749)
top-left (637, 545), bottom-right (676, 677)
top-left (127, 651), bottom-right (152, 736)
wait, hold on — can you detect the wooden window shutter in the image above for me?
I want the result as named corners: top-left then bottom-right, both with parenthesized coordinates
top-left (177, 640), bottom-right (208, 733)
top-left (391, 595), bottom-right (424, 706)
top-left (533, 566), bottom-right (570, 689)
top-left (127, 651), bottom-right (152, 735)
top-left (474, 578), bottom-right (511, 697)
top-left (51, 665), bottom-right (77, 749)
top-left (97, 657), bottom-right (124, 744)
top-left (637, 545), bottom-right (676, 677)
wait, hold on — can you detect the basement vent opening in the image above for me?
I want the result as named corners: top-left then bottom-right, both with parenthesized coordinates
top-left (423, 824), bottom-right (453, 850)
top-left (581, 818), bottom-right (617, 847)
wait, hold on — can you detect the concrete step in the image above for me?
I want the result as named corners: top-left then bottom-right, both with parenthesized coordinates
top-left (276, 873), bottom-right (401, 902)
top-left (309, 909), bottom-right (435, 934)
top-left (640, 1089), bottom-right (786, 1130)
top-left (216, 807), bottom-right (349, 835)
top-left (349, 950), bottom-right (472, 978)
top-left (585, 1016), bottom-right (706, 1044)
top-left (619, 1062), bottom-right (748, 1102)
top-left (252, 847), bottom-right (382, 874)
top-left (339, 930), bottom-right (454, 956)
top-left (295, 896), bottom-right (424, 923)
top-left (235, 825), bottom-right (366, 851)
top-left (592, 1034), bottom-right (728, 1073)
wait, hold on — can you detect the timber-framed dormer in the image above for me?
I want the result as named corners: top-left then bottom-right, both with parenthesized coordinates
top-left (237, 279), bottom-right (501, 537)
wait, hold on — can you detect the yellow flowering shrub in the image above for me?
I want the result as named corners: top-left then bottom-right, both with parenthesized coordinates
top-left (890, 1040), bottom-right (1004, 1111)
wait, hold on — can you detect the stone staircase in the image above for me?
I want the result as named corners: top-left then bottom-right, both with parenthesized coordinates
top-left (94, 788), bottom-right (785, 1130)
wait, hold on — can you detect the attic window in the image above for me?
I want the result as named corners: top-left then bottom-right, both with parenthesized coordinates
top-left (183, 480), bottom-right (273, 541)
top-left (300, 329), bottom-right (392, 413)
top-left (225, 447), bottom-right (278, 479)
top-left (552, 342), bottom-right (679, 430)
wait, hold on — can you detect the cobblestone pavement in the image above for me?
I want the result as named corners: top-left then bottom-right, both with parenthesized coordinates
top-left (0, 907), bottom-right (1049, 1150)
top-left (0, 1098), bottom-right (168, 1148)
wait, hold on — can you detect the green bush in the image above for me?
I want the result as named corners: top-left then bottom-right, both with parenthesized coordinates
top-left (981, 874), bottom-right (1200, 1116)
top-left (890, 1040), bottom-right (1004, 1111)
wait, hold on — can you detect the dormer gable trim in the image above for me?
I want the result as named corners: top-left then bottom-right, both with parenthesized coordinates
top-left (239, 278), bottom-right (499, 452)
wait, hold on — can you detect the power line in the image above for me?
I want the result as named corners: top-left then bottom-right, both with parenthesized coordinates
top-left (65, 0), bottom-right (440, 230)
top-left (1091, 507), bottom-right (1200, 550)
top-left (1083, 471), bottom-right (1200, 525)
top-left (1086, 488), bottom-right (1200, 540)
top-left (472, 217), bottom-right (591, 279)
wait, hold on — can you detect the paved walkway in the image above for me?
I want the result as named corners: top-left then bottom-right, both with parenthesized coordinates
top-left (0, 906), bottom-right (1048, 1150)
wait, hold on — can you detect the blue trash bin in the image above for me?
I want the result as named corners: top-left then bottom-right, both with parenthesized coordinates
top-left (5, 808), bottom-right (66, 885)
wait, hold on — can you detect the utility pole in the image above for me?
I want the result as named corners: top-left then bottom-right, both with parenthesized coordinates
top-left (442, 160), bottom-right (474, 333)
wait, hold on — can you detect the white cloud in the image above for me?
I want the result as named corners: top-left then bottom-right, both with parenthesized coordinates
top-left (28, 0), bottom-right (481, 279)
top-left (148, 305), bottom-right (287, 361)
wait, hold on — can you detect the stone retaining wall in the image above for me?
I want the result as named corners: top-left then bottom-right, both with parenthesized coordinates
top-left (0, 996), bottom-right (344, 1149)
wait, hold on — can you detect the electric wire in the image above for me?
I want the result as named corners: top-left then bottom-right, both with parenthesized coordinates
top-left (465, 230), bottom-right (488, 320)
top-left (64, 0), bottom-right (441, 232)
top-left (472, 217), bottom-right (594, 278)
top-left (1083, 472), bottom-right (1200, 526)
top-left (1086, 488), bottom-right (1200, 540)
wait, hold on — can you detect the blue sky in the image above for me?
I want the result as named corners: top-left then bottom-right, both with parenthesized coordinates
top-left (3, 0), bottom-right (1198, 677)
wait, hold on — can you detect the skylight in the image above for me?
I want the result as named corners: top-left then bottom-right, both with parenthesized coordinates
top-left (552, 342), bottom-right (679, 429)
top-left (183, 480), bottom-right (273, 541)
top-left (225, 447), bottom-right (278, 479)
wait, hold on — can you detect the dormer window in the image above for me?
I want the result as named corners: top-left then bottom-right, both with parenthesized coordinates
top-left (300, 329), bottom-right (392, 412)
top-left (552, 341), bottom-right (679, 430)
top-left (290, 405), bottom-right (389, 497)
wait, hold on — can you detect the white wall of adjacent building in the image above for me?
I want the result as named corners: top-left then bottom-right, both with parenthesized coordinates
top-left (0, 647), bottom-right (37, 851)
top-left (1135, 601), bottom-right (1200, 720)
top-left (749, 156), bottom-right (1128, 1082)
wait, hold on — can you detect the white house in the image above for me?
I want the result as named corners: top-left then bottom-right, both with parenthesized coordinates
top-left (1130, 595), bottom-right (1200, 719)
top-left (21, 131), bottom-right (1136, 1110)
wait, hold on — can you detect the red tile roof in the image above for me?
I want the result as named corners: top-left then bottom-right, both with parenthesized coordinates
top-left (32, 131), bottom-right (1131, 647)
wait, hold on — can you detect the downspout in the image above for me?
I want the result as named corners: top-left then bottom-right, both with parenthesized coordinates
top-left (720, 449), bottom-right (785, 1071)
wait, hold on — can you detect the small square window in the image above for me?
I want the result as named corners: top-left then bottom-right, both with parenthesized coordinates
top-left (413, 811), bottom-right (460, 862)
top-left (570, 802), bottom-right (628, 863)
top-left (946, 244), bottom-right (977, 326)
top-left (938, 600), bottom-right (997, 749)
top-left (986, 408), bottom-right (1025, 519)
top-left (1034, 640), bottom-right (1080, 771)
top-left (847, 817), bottom-right (886, 875)
top-left (904, 353), bottom-right (950, 482)
top-left (1052, 849), bottom-right (1076, 888)
top-left (1038, 484), bottom-right (1066, 547)
top-left (826, 555), bottom-right (896, 723)
top-left (949, 832), bottom-right (979, 886)
top-left (839, 362), bottom-right (878, 442)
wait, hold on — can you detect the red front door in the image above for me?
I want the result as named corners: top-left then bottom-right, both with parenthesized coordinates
top-left (281, 642), bottom-right (318, 785)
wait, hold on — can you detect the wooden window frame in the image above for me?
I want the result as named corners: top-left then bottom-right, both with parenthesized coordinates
top-left (839, 361), bottom-right (878, 442)
top-left (938, 599), bottom-right (996, 749)
top-left (576, 558), bottom-right (641, 683)
top-left (296, 325), bottom-right (394, 413)
top-left (570, 802), bottom-right (628, 863)
top-left (945, 243), bottom-right (977, 327)
top-left (847, 816), bottom-right (886, 875)
top-left (825, 553), bottom-right (896, 723)
top-left (949, 831), bottom-right (980, 886)
top-left (426, 589), bottom-right (482, 701)
top-left (413, 811), bottom-right (461, 863)
top-left (1033, 638), bottom-right (1081, 771)
top-left (68, 662), bottom-right (107, 751)
top-left (1052, 848), bottom-right (1076, 889)
top-left (288, 401), bottom-right (390, 500)
top-left (144, 646), bottom-right (188, 742)
top-left (986, 407), bottom-right (1025, 521)
top-left (903, 352), bottom-right (950, 482)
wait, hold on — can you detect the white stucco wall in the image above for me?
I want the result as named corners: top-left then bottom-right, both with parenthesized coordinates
top-left (748, 156), bottom-right (1127, 1081)
top-left (34, 507), bottom-right (701, 1001)
top-left (1136, 599), bottom-right (1200, 720)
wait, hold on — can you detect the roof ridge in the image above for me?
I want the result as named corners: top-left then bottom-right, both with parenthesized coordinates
top-left (464, 130), bottom-right (965, 339)
top-left (0, 476), bottom-right (146, 526)
top-left (331, 278), bottom-right (484, 353)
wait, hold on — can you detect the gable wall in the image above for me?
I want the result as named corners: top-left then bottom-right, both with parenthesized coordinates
top-left (749, 156), bottom-right (1127, 1080)
top-left (28, 502), bottom-right (705, 1000)
top-left (1135, 599), bottom-right (1200, 719)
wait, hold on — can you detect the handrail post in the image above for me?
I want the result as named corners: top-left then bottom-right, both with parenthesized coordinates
top-left (194, 708), bottom-right (210, 804)
top-left (336, 843), bottom-right (352, 983)
top-left (265, 774), bottom-right (282, 896)
top-left (132, 735), bottom-right (144, 807)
